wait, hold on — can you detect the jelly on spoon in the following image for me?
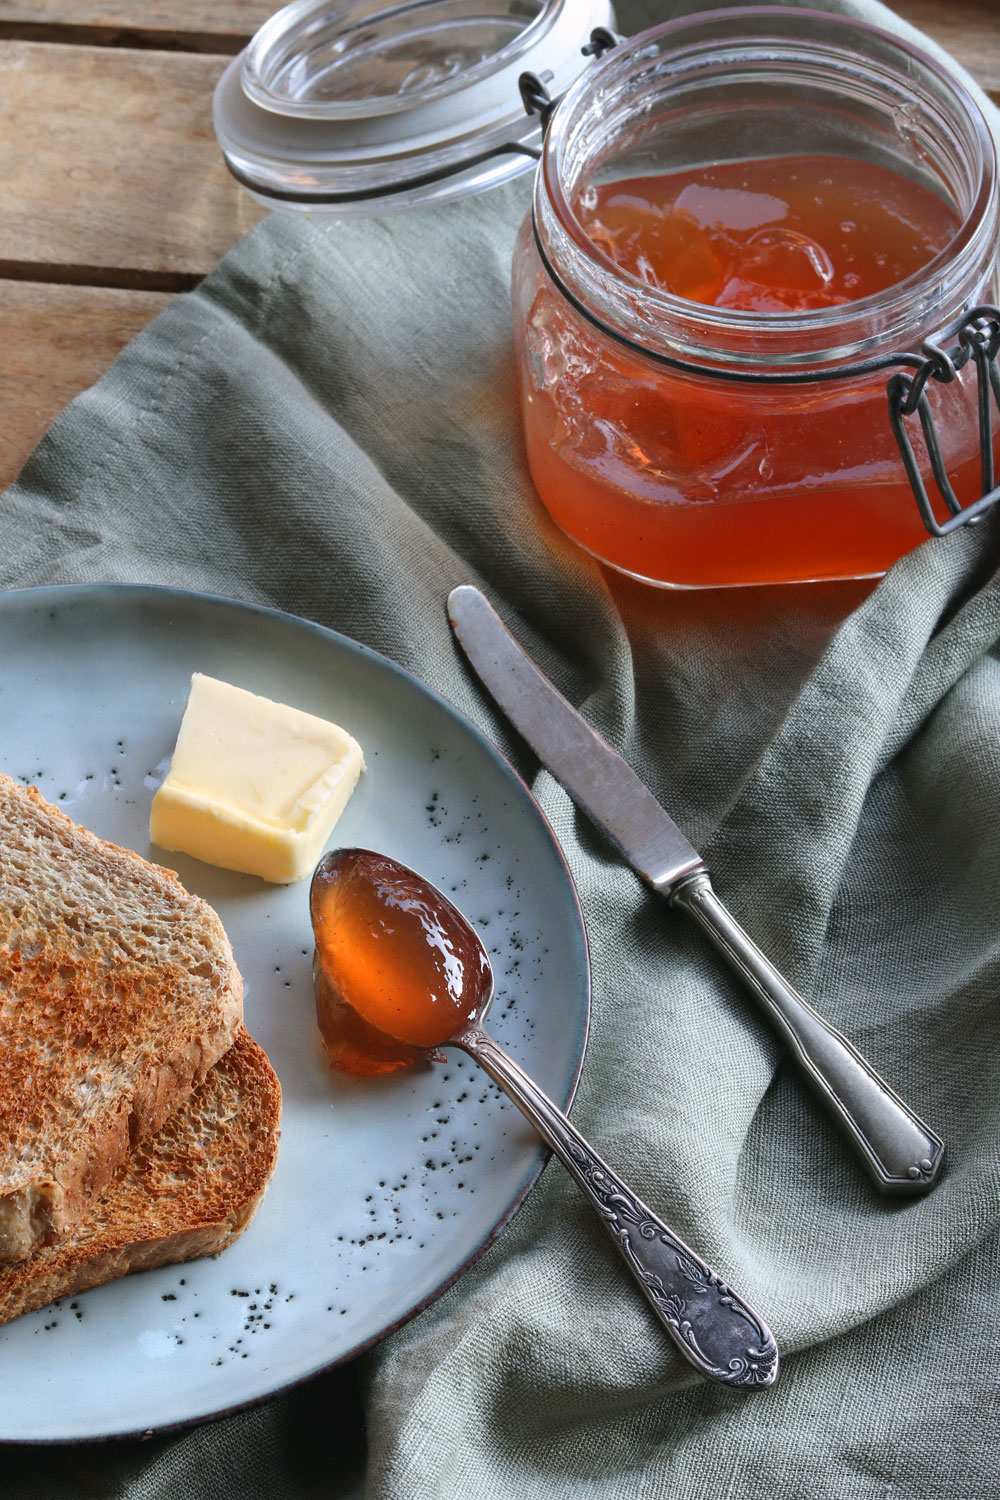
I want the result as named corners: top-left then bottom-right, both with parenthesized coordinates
top-left (310, 849), bottom-right (778, 1389)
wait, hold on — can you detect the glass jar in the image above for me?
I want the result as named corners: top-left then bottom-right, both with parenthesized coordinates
top-left (511, 7), bottom-right (1000, 587)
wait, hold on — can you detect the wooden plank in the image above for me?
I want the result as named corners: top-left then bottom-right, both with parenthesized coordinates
top-left (892, 0), bottom-right (1000, 99)
top-left (0, 0), bottom-right (271, 26)
top-left (0, 42), bottom-right (266, 286)
top-left (0, 4), bottom-right (995, 88)
top-left (0, 1), bottom-right (273, 51)
top-left (1, 1), bottom-right (997, 95)
top-left (0, 280), bottom-right (170, 489)
top-left (0, 2), bottom-right (996, 97)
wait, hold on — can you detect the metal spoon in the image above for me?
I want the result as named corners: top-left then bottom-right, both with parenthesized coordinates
top-left (312, 850), bottom-right (778, 1389)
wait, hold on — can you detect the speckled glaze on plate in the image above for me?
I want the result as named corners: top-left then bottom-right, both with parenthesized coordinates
top-left (0, 585), bottom-right (590, 1443)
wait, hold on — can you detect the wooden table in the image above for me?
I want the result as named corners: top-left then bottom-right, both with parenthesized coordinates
top-left (2, 0), bottom-right (998, 491)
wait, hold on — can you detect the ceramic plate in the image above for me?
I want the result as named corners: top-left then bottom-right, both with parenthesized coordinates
top-left (0, 585), bottom-right (590, 1442)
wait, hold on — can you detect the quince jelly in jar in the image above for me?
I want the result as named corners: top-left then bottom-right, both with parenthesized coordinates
top-left (512, 11), bottom-right (1000, 588)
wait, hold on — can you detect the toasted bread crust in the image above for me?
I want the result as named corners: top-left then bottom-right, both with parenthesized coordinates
top-left (0, 1028), bottom-right (281, 1324)
top-left (0, 776), bottom-right (244, 1261)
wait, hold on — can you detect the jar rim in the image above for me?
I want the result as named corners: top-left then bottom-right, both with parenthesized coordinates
top-left (537, 6), bottom-right (999, 374)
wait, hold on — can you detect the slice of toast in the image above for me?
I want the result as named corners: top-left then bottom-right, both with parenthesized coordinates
top-left (0, 1027), bottom-right (281, 1325)
top-left (0, 774), bottom-right (244, 1261)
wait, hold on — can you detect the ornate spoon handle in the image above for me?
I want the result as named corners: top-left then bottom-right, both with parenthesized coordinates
top-left (453, 1023), bottom-right (778, 1389)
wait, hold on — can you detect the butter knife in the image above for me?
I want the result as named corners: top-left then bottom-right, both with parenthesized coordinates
top-left (447, 584), bottom-right (944, 1196)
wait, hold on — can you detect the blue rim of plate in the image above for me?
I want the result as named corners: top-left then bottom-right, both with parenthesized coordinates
top-left (0, 581), bottom-right (592, 1443)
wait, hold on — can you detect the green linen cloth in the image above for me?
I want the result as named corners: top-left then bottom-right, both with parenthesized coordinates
top-left (2, 1), bottom-right (999, 1494)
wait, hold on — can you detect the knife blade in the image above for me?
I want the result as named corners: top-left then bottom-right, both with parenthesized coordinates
top-left (447, 584), bottom-right (945, 1196)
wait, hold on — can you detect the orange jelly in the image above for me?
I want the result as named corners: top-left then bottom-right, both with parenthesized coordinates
top-left (515, 155), bottom-right (995, 587)
top-left (310, 849), bottom-right (490, 1077)
top-left (577, 159), bottom-right (953, 313)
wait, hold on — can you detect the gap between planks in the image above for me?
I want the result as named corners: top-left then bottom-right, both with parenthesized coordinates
top-left (0, 2), bottom-right (274, 53)
top-left (0, 258), bottom-right (204, 294)
top-left (0, 20), bottom-right (248, 52)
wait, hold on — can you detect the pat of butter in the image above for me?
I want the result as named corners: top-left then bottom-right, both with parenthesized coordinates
top-left (150, 673), bottom-right (364, 884)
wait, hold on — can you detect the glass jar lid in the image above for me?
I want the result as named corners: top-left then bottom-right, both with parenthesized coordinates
top-left (214, 0), bottom-right (616, 213)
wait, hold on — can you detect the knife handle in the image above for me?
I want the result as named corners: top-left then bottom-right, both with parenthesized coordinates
top-left (670, 872), bottom-right (945, 1195)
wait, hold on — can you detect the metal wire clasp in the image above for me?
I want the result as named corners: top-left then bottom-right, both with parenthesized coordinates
top-left (518, 26), bottom-right (622, 135)
top-left (887, 304), bottom-right (1000, 536)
